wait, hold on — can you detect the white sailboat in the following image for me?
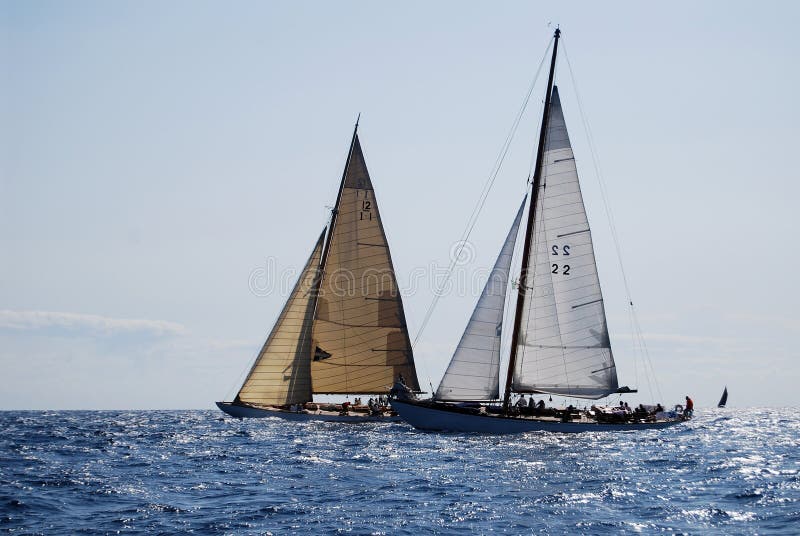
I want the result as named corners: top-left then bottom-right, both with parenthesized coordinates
top-left (217, 122), bottom-right (421, 421)
top-left (392, 29), bottom-right (685, 433)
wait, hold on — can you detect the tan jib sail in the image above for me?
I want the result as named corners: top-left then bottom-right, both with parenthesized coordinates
top-left (234, 230), bottom-right (325, 406)
top-left (311, 134), bottom-right (420, 393)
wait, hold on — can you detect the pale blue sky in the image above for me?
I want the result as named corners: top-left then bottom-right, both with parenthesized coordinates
top-left (2, 1), bottom-right (798, 408)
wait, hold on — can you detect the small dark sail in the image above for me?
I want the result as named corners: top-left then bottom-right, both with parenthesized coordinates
top-left (717, 386), bottom-right (728, 408)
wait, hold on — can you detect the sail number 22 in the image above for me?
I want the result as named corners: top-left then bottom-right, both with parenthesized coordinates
top-left (551, 244), bottom-right (570, 275)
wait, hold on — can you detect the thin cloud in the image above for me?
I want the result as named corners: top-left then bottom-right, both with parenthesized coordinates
top-left (724, 312), bottom-right (800, 332)
top-left (633, 333), bottom-right (741, 346)
top-left (0, 310), bottom-right (187, 337)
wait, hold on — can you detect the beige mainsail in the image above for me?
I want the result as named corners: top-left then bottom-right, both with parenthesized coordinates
top-left (234, 230), bottom-right (325, 406)
top-left (311, 134), bottom-right (420, 393)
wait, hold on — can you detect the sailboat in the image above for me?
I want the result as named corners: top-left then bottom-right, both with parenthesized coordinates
top-left (391, 29), bottom-right (685, 433)
top-left (217, 122), bottom-right (421, 421)
top-left (718, 386), bottom-right (728, 408)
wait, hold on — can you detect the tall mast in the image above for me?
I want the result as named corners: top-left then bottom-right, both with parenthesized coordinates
top-left (319, 115), bottom-right (360, 273)
top-left (305, 117), bottom-right (360, 399)
top-left (502, 28), bottom-right (561, 412)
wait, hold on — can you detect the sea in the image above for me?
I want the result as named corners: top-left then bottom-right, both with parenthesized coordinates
top-left (1, 408), bottom-right (798, 535)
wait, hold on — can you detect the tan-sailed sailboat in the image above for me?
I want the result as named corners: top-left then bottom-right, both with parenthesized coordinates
top-left (217, 122), bottom-right (420, 421)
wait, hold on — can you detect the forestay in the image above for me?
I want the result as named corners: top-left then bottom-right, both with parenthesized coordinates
top-left (436, 198), bottom-right (526, 401)
top-left (311, 135), bottom-right (420, 393)
top-left (512, 86), bottom-right (618, 399)
top-left (235, 230), bottom-right (325, 406)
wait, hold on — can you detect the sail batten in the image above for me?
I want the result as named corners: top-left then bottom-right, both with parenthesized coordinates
top-left (234, 230), bottom-right (325, 406)
top-left (436, 198), bottom-right (526, 401)
top-left (512, 86), bottom-right (618, 400)
top-left (311, 134), bottom-right (420, 394)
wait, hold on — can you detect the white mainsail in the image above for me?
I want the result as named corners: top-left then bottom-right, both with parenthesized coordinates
top-left (436, 197), bottom-right (526, 401)
top-left (512, 86), bottom-right (618, 399)
top-left (311, 134), bottom-right (420, 394)
top-left (235, 230), bottom-right (325, 406)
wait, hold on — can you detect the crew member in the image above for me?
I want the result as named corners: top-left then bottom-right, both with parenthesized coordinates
top-left (684, 396), bottom-right (694, 418)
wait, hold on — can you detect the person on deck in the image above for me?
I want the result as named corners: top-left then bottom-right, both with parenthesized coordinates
top-left (390, 376), bottom-right (413, 401)
top-left (684, 396), bottom-right (694, 418)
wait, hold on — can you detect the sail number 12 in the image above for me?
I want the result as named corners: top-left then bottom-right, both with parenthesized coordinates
top-left (359, 191), bottom-right (372, 221)
top-left (551, 244), bottom-right (570, 275)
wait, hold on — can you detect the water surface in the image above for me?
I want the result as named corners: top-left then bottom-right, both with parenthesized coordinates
top-left (1, 408), bottom-right (798, 534)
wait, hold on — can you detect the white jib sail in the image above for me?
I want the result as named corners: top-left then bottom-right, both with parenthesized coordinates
top-left (436, 197), bottom-right (526, 401)
top-left (513, 86), bottom-right (619, 399)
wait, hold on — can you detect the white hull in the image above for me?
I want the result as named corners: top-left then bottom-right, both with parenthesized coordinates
top-left (391, 400), bottom-right (684, 434)
top-left (215, 402), bottom-right (404, 423)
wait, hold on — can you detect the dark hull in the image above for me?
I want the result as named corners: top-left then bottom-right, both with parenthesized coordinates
top-left (391, 400), bottom-right (684, 434)
top-left (215, 401), bottom-right (403, 423)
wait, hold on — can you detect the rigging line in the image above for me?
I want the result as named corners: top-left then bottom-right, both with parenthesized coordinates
top-left (412, 37), bottom-right (554, 350)
top-left (635, 312), bottom-right (662, 402)
top-left (561, 39), bottom-right (663, 402)
top-left (224, 346), bottom-right (257, 401)
top-left (628, 302), bottom-right (640, 392)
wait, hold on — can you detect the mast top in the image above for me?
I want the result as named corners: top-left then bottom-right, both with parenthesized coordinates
top-left (554, 27), bottom-right (560, 39)
top-left (355, 113), bottom-right (361, 131)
